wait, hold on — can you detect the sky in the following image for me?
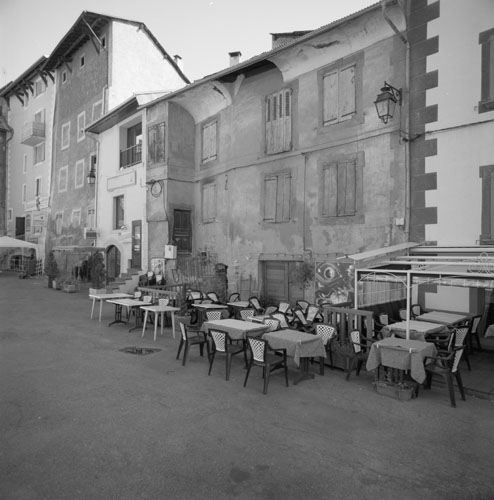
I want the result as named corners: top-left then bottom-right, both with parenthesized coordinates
top-left (0, 0), bottom-right (376, 86)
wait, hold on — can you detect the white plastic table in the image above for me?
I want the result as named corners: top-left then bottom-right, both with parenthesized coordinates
top-left (90, 292), bottom-right (132, 322)
top-left (141, 304), bottom-right (180, 341)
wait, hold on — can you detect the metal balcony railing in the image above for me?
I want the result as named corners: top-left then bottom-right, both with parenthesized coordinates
top-left (21, 122), bottom-right (45, 146)
top-left (120, 143), bottom-right (142, 169)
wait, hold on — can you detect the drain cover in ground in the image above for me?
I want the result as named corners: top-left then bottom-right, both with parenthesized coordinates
top-left (120, 346), bottom-right (162, 355)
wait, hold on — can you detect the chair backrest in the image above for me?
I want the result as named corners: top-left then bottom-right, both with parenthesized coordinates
top-left (378, 313), bottom-right (390, 325)
top-left (201, 299), bottom-right (213, 304)
top-left (350, 329), bottom-right (362, 354)
top-left (247, 336), bottom-right (266, 363)
top-left (271, 312), bottom-right (289, 329)
top-left (294, 309), bottom-right (309, 326)
top-left (468, 315), bottom-right (482, 335)
top-left (454, 327), bottom-right (468, 347)
top-left (143, 295), bottom-right (153, 304)
top-left (187, 290), bottom-right (203, 302)
top-left (411, 304), bottom-right (422, 317)
top-left (228, 292), bottom-right (240, 302)
top-left (206, 310), bottom-right (222, 321)
top-left (209, 329), bottom-right (228, 353)
top-left (240, 309), bottom-right (255, 320)
top-left (264, 305), bottom-right (278, 316)
top-left (296, 300), bottom-right (310, 314)
top-left (134, 291), bottom-right (142, 300)
top-left (248, 297), bottom-right (263, 312)
top-left (159, 298), bottom-right (169, 307)
top-left (314, 323), bottom-right (337, 345)
top-left (398, 308), bottom-right (407, 321)
top-left (278, 302), bottom-right (291, 315)
top-left (263, 318), bottom-right (280, 332)
top-left (306, 305), bottom-right (321, 323)
top-left (206, 292), bottom-right (220, 303)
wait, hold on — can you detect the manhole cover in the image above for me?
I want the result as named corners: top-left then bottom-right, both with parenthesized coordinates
top-left (120, 346), bottom-right (162, 355)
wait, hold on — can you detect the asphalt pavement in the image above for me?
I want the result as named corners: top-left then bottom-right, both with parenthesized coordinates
top-left (1, 271), bottom-right (494, 500)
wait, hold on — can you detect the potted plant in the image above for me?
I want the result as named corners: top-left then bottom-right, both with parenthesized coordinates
top-left (44, 251), bottom-right (59, 289)
top-left (62, 275), bottom-right (78, 293)
top-left (88, 252), bottom-right (107, 295)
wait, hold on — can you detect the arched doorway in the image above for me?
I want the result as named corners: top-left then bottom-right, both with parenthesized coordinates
top-left (106, 245), bottom-right (121, 280)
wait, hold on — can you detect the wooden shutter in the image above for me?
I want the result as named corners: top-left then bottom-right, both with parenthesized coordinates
top-left (264, 176), bottom-right (277, 221)
top-left (202, 183), bottom-right (216, 222)
top-left (339, 65), bottom-right (356, 120)
top-left (173, 209), bottom-right (192, 253)
top-left (342, 160), bottom-right (356, 215)
top-left (323, 71), bottom-right (338, 124)
top-left (480, 166), bottom-right (494, 243)
top-left (279, 173), bottom-right (291, 221)
top-left (322, 165), bottom-right (338, 217)
top-left (283, 89), bottom-right (292, 152)
top-left (202, 121), bottom-right (217, 162)
top-left (148, 125), bottom-right (157, 163)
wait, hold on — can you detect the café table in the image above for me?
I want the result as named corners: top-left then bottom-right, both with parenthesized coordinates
top-left (415, 311), bottom-right (470, 326)
top-left (381, 320), bottom-right (448, 341)
top-left (262, 329), bottom-right (326, 384)
top-left (107, 298), bottom-right (147, 331)
top-left (366, 336), bottom-right (437, 384)
top-left (202, 318), bottom-right (268, 341)
top-left (192, 303), bottom-right (229, 323)
top-left (141, 304), bottom-right (180, 341)
top-left (89, 292), bottom-right (132, 322)
top-left (226, 301), bottom-right (251, 319)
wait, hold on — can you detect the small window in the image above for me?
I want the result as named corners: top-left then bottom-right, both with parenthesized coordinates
top-left (114, 195), bottom-right (125, 229)
top-left (61, 122), bottom-right (70, 149)
top-left (34, 143), bottom-right (45, 164)
top-left (58, 166), bottom-right (68, 192)
top-left (263, 172), bottom-right (291, 222)
top-left (23, 154), bottom-right (28, 173)
top-left (75, 159), bottom-right (85, 188)
top-left (71, 209), bottom-right (81, 227)
top-left (77, 112), bottom-right (85, 142)
top-left (35, 178), bottom-right (41, 196)
top-left (323, 64), bottom-right (356, 125)
top-left (479, 27), bottom-right (494, 113)
top-left (80, 54), bottom-right (85, 68)
top-left (202, 182), bottom-right (217, 223)
top-left (202, 120), bottom-right (217, 163)
top-left (22, 184), bottom-right (27, 203)
top-left (321, 161), bottom-right (357, 217)
top-left (55, 212), bottom-right (63, 235)
top-left (7, 209), bottom-right (12, 222)
top-left (148, 122), bottom-right (166, 164)
top-left (92, 101), bottom-right (103, 123)
top-left (173, 209), bottom-right (192, 253)
top-left (62, 71), bottom-right (67, 84)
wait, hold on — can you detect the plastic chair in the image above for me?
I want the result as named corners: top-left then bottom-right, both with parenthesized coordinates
top-left (228, 292), bottom-right (240, 303)
top-left (176, 322), bottom-right (209, 366)
top-left (243, 336), bottom-right (289, 394)
top-left (411, 304), bottom-right (422, 319)
top-left (467, 315), bottom-right (482, 352)
top-left (278, 302), bottom-right (292, 316)
top-left (306, 305), bottom-right (323, 324)
top-left (451, 327), bottom-right (471, 371)
top-left (240, 309), bottom-right (255, 321)
top-left (208, 328), bottom-right (245, 381)
top-left (424, 345), bottom-right (466, 407)
top-left (264, 305), bottom-right (278, 316)
top-left (263, 317), bottom-right (281, 332)
top-left (206, 291), bottom-right (221, 304)
top-left (296, 300), bottom-right (310, 314)
top-left (292, 309), bottom-right (314, 332)
top-left (346, 329), bottom-right (375, 381)
top-left (313, 323), bottom-right (337, 374)
top-left (248, 297), bottom-right (264, 314)
top-left (205, 310), bottom-right (222, 321)
top-left (270, 312), bottom-right (290, 330)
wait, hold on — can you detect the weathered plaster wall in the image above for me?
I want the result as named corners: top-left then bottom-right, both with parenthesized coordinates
top-left (109, 22), bottom-right (186, 110)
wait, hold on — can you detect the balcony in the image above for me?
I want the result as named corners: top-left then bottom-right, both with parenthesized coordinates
top-left (21, 122), bottom-right (45, 146)
top-left (120, 143), bottom-right (142, 169)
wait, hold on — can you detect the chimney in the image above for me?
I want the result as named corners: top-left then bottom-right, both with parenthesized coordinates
top-left (173, 54), bottom-right (184, 72)
top-left (228, 51), bottom-right (242, 67)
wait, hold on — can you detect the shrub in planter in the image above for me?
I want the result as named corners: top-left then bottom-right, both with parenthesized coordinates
top-left (88, 252), bottom-right (107, 293)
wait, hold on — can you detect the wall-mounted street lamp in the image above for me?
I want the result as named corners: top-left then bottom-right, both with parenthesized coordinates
top-left (86, 167), bottom-right (96, 185)
top-left (374, 82), bottom-right (402, 124)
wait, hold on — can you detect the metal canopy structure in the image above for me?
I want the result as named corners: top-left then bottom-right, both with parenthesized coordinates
top-left (347, 244), bottom-right (494, 339)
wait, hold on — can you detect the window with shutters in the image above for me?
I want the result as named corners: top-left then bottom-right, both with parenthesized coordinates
top-left (479, 27), bottom-right (494, 113)
top-left (263, 172), bottom-right (291, 223)
top-left (323, 64), bottom-right (356, 125)
top-left (202, 182), bottom-right (217, 223)
top-left (34, 142), bottom-right (45, 164)
top-left (202, 120), bottom-right (217, 164)
top-left (147, 122), bottom-right (166, 164)
top-left (319, 153), bottom-right (364, 223)
top-left (58, 166), bottom-right (68, 192)
top-left (75, 159), bottom-right (85, 188)
top-left (480, 165), bottom-right (494, 243)
top-left (173, 209), bottom-right (192, 253)
top-left (265, 89), bottom-right (292, 155)
top-left (61, 121), bottom-right (70, 150)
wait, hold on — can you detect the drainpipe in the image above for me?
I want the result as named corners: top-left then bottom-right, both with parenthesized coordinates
top-left (382, 0), bottom-right (411, 240)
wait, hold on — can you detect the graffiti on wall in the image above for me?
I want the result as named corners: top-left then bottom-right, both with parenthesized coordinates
top-left (315, 261), bottom-right (355, 306)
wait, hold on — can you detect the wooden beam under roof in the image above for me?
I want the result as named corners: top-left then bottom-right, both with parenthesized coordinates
top-left (82, 14), bottom-right (104, 54)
